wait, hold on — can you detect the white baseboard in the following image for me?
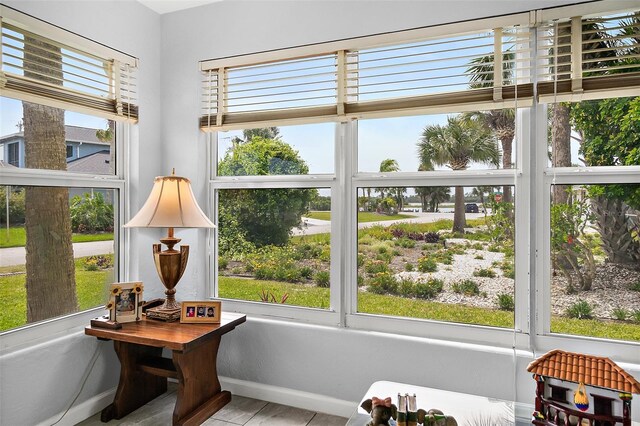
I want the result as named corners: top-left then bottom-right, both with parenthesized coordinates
top-left (36, 387), bottom-right (116, 426)
top-left (220, 376), bottom-right (357, 418)
top-left (37, 378), bottom-right (356, 425)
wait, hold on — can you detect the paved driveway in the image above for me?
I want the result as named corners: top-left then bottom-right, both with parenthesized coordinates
top-left (0, 240), bottom-right (114, 267)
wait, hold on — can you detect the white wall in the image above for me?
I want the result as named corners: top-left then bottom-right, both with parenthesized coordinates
top-left (0, 1), bottom-right (163, 425)
top-left (161, 0), bottom-right (640, 422)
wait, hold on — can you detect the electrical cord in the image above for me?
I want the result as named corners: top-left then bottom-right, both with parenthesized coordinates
top-left (49, 341), bottom-right (102, 426)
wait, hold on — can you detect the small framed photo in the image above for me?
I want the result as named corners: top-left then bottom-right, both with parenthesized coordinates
top-left (180, 301), bottom-right (221, 324)
top-left (106, 282), bottom-right (143, 324)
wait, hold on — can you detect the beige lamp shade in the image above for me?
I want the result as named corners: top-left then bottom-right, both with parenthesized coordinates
top-left (124, 174), bottom-right (215, 228)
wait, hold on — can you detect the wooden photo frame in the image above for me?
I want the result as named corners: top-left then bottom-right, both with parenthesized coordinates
top-left (107, 282), bottom-right (143, 324)
top-left (180, 301), bottom-right (221, 324)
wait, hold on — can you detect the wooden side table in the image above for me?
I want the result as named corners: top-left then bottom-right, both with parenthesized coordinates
top-left (85, 312), bottom-right (246, 426)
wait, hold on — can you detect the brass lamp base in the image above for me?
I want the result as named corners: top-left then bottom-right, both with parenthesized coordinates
top-left (148, 227), bottom-right (189, 322)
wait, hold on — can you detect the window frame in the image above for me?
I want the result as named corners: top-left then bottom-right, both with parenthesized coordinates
top-left (204, 2), bottom-right (640, 360)
top-left (0, 119), bottom-right (128, 349)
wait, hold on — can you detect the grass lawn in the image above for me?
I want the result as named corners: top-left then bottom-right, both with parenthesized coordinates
top-left (218, 276), bottom-right (640, 342)
top-left (0, 226), bottom-right (113, 248)
top-left (305, 211), bottom-right (415, 223)
top-left (0, 257), bottom-right (113, 331)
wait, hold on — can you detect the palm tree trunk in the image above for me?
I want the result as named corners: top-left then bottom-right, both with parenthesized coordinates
top-left (23, 36), bottom-right (77, 322)
top-left (501, 136), bottom-right (513, 204)
top-left (551, 104), bottom-right (572, 204)
top-left (453, 186), bottom-right (466, 233)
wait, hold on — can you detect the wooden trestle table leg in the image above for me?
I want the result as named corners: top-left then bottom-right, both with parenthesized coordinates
top-left (101, 341), bottom-right (167, 422)
top-left (172, 334), bottom-right (230, 426)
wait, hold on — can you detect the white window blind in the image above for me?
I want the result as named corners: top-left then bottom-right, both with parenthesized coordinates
top-left (200, 4), bottom-right (639, 131)
top-left (537, 9), bottom-right (640, 103)
top-left (0, 7), bottom-right (138, 121)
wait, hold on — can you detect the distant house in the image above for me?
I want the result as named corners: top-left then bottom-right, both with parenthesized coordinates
top-left (528, 350), bottom-right (640, 426)
top-left (0, 125), bottom-right (112, 174)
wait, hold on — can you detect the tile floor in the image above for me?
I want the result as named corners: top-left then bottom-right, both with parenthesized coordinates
top-left (78, 383), bottom-right (348, 425)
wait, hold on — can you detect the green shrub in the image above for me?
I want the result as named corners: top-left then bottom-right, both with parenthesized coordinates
top-left (357, 253), bottom-right (365, 267)
top-left (295, 243), bottom-right (323, 259)
top-left (0, 187), bottom-right (25, 225)
top-left (70, 192), bottom-right (113, 233)
top-left (399, 279), bottom-right (415, 297)
top-left (405, 263), bottom-right (414, 272)
top-left (612, 308), bottom-right (629, 321)
top-left (415, 279), bottom-right (443, 299)
top-left (566, 300), bottom-right (594, 319)
top-left (364, 226), bottom-right (393, 241)
top-left (218, 257), bottom-right (229, 270)
top-left (300, 266), bottom-right (314, 279)
top-left (630, 281), bottom-right (640, 292)
top-left (314, 271), bottom-right (330, 287)
top-left (83, 255), bottom-right (113, 271)
top-left (396, 238), bottom-right (416, 249)
top-left (473, 268), bottom-right (496, 278)
top-left (474, 254), bottom-right (484, 260)
top-left (391, 249), bottom-right (402, 257)
top-left (365, 260), bottom-right (389, 275)
top-left (633, 309), bottom-right (640, 323)
top-left (472, 243), bottom-right (484, 250)
top-left (375, 244), bottom-right (389, 254)
top-left (357, 274), bottom-right (365, 287)
top-left (417, 257), bottom-right (437, 272)
top-left (497, 293), bottom-right (515, 311)
top-left (376, 252), bottom-right (392, 262)
top-left (452, 279), bottom-right (480, 296)
top-left (368, 272), bottom-right (398, 295)
top-left (488, 244), bottom-right (501, 252)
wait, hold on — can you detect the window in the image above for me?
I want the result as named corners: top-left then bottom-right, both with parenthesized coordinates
top-left (8, 142), bottom-right (19, 166)
top-left (203, 2), bottom-right (640, 352)
top-left (212, 123), bottom-right (336, 314)
top-left (0, 7), bottom-right (135, 334)
top-left (356, 184), bottom-right (515, 328)
top-left (549, 385), bottom-right (568, 403)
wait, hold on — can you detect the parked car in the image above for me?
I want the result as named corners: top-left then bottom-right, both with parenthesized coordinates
top-left (465, 203), bottom-right (479, 213)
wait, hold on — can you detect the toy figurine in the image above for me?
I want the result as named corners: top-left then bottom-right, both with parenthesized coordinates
top-left (360, 396), bottom-right (398, 426)
top-left (417, 408), bottom-right (458, 426)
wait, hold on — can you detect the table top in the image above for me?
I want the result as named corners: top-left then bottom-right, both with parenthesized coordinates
top-left (347, 381), bottom-right (516, 426)
top-left (85, 312), bottom-right (246, 352)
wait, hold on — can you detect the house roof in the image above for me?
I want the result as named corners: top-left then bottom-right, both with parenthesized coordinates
top-left (0, 125), bottom-right (110, 145)
top-left (527, 350), bottom-right (640, 394)
top-left (66, 150), bottom-right (112, 175)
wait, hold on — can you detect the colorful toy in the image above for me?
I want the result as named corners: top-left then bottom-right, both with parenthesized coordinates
top-left (527, 350), bottom-right (640, 426)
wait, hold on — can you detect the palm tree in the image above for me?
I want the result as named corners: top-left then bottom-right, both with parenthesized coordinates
top-left (418, 116), bottom-right (498, 233)
top-left (23, 35), bottom-right (77, 322)
top-left (377, 159), bottom-right (401, 207)
top-left (466, 52), bottom-right (515, 204)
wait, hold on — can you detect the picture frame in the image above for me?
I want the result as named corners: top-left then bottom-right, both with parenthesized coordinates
top-left (106, 281), bottom-right (144, 324)
top-left (180, 301), bottom-right (221, 324)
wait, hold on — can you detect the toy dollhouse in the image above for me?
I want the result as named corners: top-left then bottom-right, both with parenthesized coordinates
top-left (527, 350), bottom-right (640, 426)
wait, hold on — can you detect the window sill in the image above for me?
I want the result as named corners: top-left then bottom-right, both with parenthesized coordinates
top-left (0, 307), bottom-right (104, 354)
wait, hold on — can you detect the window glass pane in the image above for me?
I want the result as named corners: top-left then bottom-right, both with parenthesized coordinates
top-left (357, 185), bottom-right (515, 328)
top-left (217, 188), bottom-right (331, 309)
top-left (0, 186), bottom-right (116, 332)
top-left (358, 109), bottom-right (517, 173)
top-left (0, 97), bottom-right (116, 175)
top-left (549, 184), bottom-right (640, 342)
top-left (217, 123), bottom-right (335, 176)
top-left (547, 96), bottom-right (640, 167)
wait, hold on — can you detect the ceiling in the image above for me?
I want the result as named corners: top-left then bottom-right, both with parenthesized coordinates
top-left (137, 0), bottom-right (222, 15)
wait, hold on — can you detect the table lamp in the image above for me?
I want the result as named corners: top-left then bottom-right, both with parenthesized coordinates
top-left (125, 169), bottom-right (215, 321)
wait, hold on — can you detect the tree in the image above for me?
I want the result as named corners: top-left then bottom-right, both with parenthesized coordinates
top-left (218, 134), bottom-right (313, 247)
top-left (571, 96), bottom-right (640, 266)
top-left (418, 116), bottom-right (498, 233)
top-left (467, 52), bottom-right (515, 204)
top-left (377, 159), bottom-right (405, 211)
top-left (415, 163), bottom-right (449, 212)
top-left (23, 35), bottom-right (77, 322)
